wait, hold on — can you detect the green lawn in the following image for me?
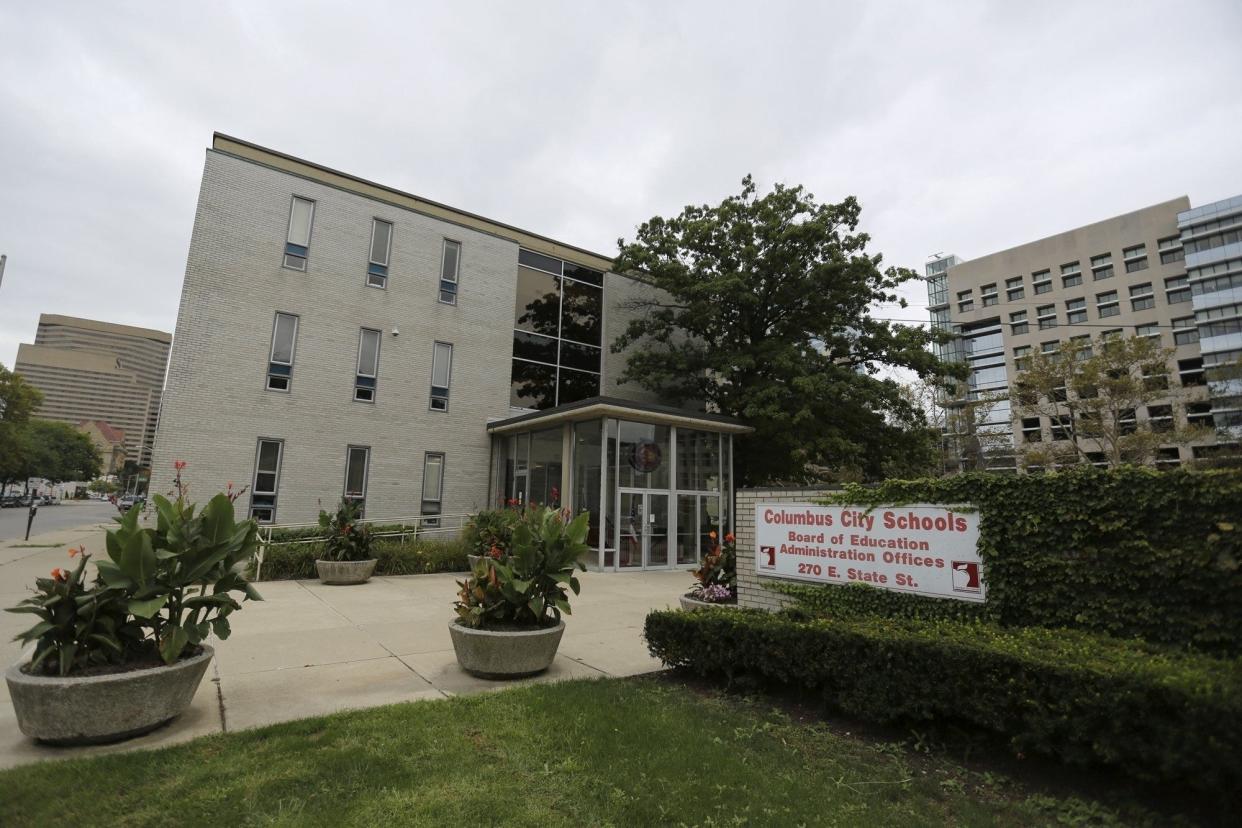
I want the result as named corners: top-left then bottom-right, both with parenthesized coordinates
top-left (0, 677), bottom-right (1163, 827)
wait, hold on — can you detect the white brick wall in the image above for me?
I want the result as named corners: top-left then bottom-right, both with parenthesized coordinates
top-left (151, 150), bottom-right (666, 525)
top-left (736, 487), bottom-right (837, 611)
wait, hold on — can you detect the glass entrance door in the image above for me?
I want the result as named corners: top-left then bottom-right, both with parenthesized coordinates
top-left (618, 490), bottom-right (669, 569)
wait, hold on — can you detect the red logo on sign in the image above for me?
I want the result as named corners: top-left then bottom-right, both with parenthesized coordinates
top-left (951, 561), bottom-right (981, 593)
top-left (759, 546), bottom-right (776, 569)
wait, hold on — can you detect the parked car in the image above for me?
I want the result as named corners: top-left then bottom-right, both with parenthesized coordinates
top-left (39, 495), bottom-right (59, 506)
top-left (0, 494), bottom-right (23, 508)
top-left (117, 494), bottom-right (145, 513)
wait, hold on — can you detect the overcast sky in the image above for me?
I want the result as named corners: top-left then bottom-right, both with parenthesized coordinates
top-left (2, 1), bottom-right (1241, 369)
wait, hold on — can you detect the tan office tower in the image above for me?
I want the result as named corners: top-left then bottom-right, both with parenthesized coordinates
top-left (14, 315), bottom-right (172, 465)
top-left (926, 196), bottom-right (1235, 472)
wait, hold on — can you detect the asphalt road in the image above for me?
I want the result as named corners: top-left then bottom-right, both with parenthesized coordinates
top-left (0, 501), bottom-right (119, 542)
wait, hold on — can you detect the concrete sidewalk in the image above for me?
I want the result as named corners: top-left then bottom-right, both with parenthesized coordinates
top-left (0, 528), bottom-right (688, 769)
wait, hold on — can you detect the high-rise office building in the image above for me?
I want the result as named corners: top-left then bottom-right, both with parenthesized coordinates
top-left (15, 315), bottom-right (171, 464)
top-left (927, 195), bottom-right (1237, 471)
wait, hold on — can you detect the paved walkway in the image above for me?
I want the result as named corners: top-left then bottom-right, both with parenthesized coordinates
top-left (0, 526), bottom-right (687, 769)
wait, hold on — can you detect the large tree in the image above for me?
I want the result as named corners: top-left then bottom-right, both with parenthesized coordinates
top-left (611, 176), bottom-right (958, 484)
top-left (0, 364), bottom-right (44, 490)
top-left (2, 419), bottom-right (102, 490)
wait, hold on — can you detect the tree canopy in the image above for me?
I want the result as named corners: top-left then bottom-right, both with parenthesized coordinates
top-left (611, 176), bottom-right (957, 484)
top-left (1, 365), bottom-right (102, 488)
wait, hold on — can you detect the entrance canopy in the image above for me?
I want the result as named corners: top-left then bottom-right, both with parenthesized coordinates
top-left (486, 397), bottom-right (752, 572)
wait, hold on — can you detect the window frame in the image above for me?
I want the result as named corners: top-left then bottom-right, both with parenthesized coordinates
top-left (429, 341), bottom-right (453, 412)
top-left (249, 438), bottom-right (284, 524)
top-left (421, 451), bottom-right (445, 519)
top-left (266, 312), bottom-right (299, 392)
top-left (439, 238), bottom-right (462, 305)
top-left (353, 328), bottom-right (382, 403)
top-left (283, 196), bottom-right (315, 272)
top-left (343, 445), bottom-right (371, 511)
top-left (366, 218), bottom-right (393, 289)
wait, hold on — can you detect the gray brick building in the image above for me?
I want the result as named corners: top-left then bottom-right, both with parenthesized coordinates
top-left (151, 135), bottom-right (749, 571)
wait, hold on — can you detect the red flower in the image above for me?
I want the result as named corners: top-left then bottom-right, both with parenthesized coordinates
top-left (708, 530), bottom-right (717, 541)
top-left (724, 532), bottom-right (735, 544)
top-left (68, 546), bottom-right (84, 558)
top-left (173, 460), bottom-right (187, 471)
top-left (51, 568), bottom-right (67, 582)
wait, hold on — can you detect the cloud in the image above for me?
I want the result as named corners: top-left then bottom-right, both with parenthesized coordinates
top-left (2, 0), bottom-right (1240, 370)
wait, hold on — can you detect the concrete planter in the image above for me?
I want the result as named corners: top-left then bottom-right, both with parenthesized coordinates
top-left (466, 554), bottom-right (485, 569)
top-left (6, 645), bottom-right (214, 745)
top-left (315, 558), bottom-right (377, 585)
top-left (449, 620), bottom-right (565, 679)
top-left (679, 593), bottom-right (738, 611)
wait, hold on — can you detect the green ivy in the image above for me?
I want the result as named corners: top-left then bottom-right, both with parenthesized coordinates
top-left (762, 466), bottom-right (1242, 655)
top-left (644, 608), bottom-right (1242, 797)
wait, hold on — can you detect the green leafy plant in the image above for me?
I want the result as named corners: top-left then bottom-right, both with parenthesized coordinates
top-left (689, 529), bottom-right (736, 601)
top-left (98, 462), bottom-right (263, 665)
top-left (7, 548), bottom-right (143, 676)
top-left (317, 499), bottom-right (374, 562)
top-left (462, 507), bottom-right (521, 560)
top-left (253, 538), bottom-right (469, 581)
top-left (454, 506), bottom-right (587, 629)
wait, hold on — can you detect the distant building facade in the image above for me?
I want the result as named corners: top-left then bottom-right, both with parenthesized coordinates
top-left (928, 195), bottom-right (1238, 471)
top-left (15, 315), bottom-right (171, 465)
top-left (77, 419), bottom-right (127, 476)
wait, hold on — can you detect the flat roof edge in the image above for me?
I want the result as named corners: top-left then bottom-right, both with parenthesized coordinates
top-left (211, 133), bottom-right (618, 272)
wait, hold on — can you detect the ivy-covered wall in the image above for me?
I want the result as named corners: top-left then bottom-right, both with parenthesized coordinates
top-left (763, 467), bottom-right (1242, 655)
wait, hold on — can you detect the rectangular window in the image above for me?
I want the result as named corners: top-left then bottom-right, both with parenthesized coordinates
top-left (1050, 415), bottom-right (1072, 441)
top-left (1037, 304), bottom-right (1057, 330)
top-left (1173, 317), bottom-right (1199, 346)
top-left (1021, 417), bottom-right (1042, 443)
top-left (1005, 276), bottom-right (1024, 302)
top-left (430, 341), bottom-right (452, 411)
top-left (1156, 447), bottom-right (1180, 468)
top-left (284, 197), bottom-right (314, 271)
top-left (367, 219), bottom-right (392, 288)
top-left (1165, 275), bottom-right (1190, 304)
top-left (957, 289), bottom-right (974, 313)
top-left (1041, 340), bottom-right (1060, 355)
top-left (981, 283), bottom-right (998, 307)
top-left (1159, 236), bottom-right (1184, 265)
top-left (1010, 310), bottom-right (1028, 336)
top-left (1147, 405), bottom-right (1173, 433)
top-left (1135, 323), bottom-right (1160, 343)
top-left (421, 452), bottom-right (445, 524)
top-left (343, 446), bottom-right (370, 514)
top-left (439, 239), bottom-right (461, 304)
top-left (1061, 261), bottom-right (1082, 288)
top-left (1065, 298), bottom-right (1087, 325)
top-left (355, 328), bottom-right (381, 402)
top-left (1013, 345), bottom-right (1031, 370)
top-left (1187, 402), bottom-right (1214, 428)
top-left (1179, 357), bottom-right (1206, 387)
top-left (1129, 282), bottom-right (1154, 312)
top-left (1091, 253), bottom-right (1114, 280)
top-left (1069, 335), bottom-right (1092, 360)
top-left (1123, 244), bottom-right (1149, 273)
top-left (267, 312), bottom-right (299, 392)
top-left (249, 439), bottom-right (283, 524)
top-left (1096, 290), bottom-right (1120, 318)
top-left (1032, 270), bottom-right (1052, 295)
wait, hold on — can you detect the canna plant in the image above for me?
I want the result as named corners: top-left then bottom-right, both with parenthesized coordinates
top-left (454, 506), bottom-right (587, 629)
top-left (689, 530), bottom-right (737, 602)
top-left (317, 499), bottom-right (374, 562)
top-left (97, 463), bottom-right (263, 665)
top-left (7, 548), bottom-right (143, 676)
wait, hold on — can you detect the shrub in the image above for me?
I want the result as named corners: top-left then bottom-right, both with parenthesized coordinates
top-left (780, 466), bottom-right (1242, 656)
top-left (317, 500), bottom-right (373, 562)
top-left (254, 538), bottom-right (469, 581)
top-left (454, 507), bottom-right (586, 629)
top-left (644, 609), bottom-right (1242, 796)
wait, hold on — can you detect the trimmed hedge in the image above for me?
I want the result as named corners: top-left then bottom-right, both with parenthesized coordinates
top-left (263, 523), bottom-right (425, 543)
top-left (644, 608), bottom-right (1242, 796)
top-left (787, 466), bottom-right (1242, 656)
top-left (252, 538), bottom-right (469, 581)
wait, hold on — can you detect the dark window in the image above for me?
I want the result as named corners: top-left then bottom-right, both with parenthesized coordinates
top-left (249, 439), bottom-right (283, 523)
top-left (344, 446), bottom-right (370, 516)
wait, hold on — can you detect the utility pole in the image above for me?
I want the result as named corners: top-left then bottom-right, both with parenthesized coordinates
top-left (0, 254), bottom-right (7, 291)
